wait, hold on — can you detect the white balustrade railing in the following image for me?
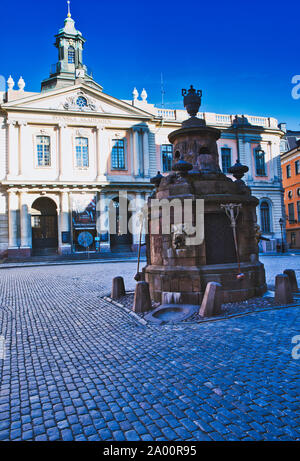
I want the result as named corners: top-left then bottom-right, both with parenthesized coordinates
top-left (155, 108), bottom-right (277, 129)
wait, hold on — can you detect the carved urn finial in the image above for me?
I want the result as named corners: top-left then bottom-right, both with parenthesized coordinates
top-left (228, 160), bottom-right (249, 182)
top-left (182, 85), bottom-right (202, 117)
top-left (150, 171), bottom-right (163, 188)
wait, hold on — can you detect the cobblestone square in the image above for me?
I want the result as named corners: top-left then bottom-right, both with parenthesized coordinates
top-left (0, 257), bottom-right (299, 441)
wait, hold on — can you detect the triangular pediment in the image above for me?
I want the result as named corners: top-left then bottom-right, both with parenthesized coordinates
top-left (2, 83), bottom-right (153, 118)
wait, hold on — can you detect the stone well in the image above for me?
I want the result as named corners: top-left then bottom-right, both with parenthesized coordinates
top-left (145, 86), bottom-right (266, 304)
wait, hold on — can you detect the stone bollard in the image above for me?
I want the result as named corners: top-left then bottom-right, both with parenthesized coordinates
top-left (274, 274), bottom-right (293, 304)
top-left (283, 269), bottom-right (299, 292)
top-left (199, 282), bottom-right (223, 318)
top-left (133, 281), bottom-right (152, 313)
top-left (111, 277), bottom-right (125, 299)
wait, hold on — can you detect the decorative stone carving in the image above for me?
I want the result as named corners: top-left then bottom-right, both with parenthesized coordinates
top-left (62, 91), bottom-right (99, 112)
top-left (7, 76), bottom-right (14, 90)
top-left (18, 76), bottom-right (25, 91)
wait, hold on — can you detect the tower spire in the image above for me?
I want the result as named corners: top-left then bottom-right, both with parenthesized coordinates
top-left (67, 0), bottom-right (71, 18)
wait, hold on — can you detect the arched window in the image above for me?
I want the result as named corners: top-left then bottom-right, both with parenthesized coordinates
top-left (255, 148), bottom-right (266, 176)
top-left (75, 137), bottom-right (89, 167)
top-left (68, 46), bottom-right (75, 64)
top-left (260, 201), bottom-right (271, 233)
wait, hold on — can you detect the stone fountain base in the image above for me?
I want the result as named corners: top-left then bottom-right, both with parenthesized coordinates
top-left (145, 261), bottom-right (266, 305)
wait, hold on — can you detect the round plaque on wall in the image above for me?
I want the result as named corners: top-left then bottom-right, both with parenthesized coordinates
top-left (78, 231), bottom-right (93, 248)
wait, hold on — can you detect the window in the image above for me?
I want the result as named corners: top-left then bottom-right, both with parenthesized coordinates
top-left (288, 203), bottom-right (295, 223)
top-left (286, 164), bottom-right (291, 178)
top-left (260, 201), bottom-right (270, 233)
top-left (36, 135), bottom-right (51, 167)
top-left (112, 139), bottom-right (125, 169)
top-left (297, 201), bottom-right (300, 222)
top-left (68, 46), bottom-right (75, 64)
top-left (221, 147), bottom-right (231, 173)
top-left (75, 137), bottom-right (89, 168)
top-left (255, 149), bottom-right (266, 176)
top-left (295, 160), bottom-right (300, 175)
top-left (291, 232), bottom-right (296, 246)
top-left (76, 96), bottom-right (87, 108)
top-left (288, 190), bottom-right (293, 199)
top-left (162, 145), bottom-right (173, 172)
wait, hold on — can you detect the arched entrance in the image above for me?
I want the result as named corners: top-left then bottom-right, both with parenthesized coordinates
top-left (109, 197), bottom-right (133, 251)
top-left (31, 197), bottom-right (58, 256)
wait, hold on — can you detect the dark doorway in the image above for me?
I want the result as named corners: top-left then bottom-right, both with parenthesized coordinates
top-left (31, 197), bottom-right (58, 256)
top-left (109, 197), bottom-right (133, 251)
top-left (205, 213), bottom-right (237, 264)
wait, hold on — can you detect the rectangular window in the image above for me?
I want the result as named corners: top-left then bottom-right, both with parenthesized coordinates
top-left (288, 203), bottom-right (295, 223)
top-left (162, 145), bottom-right (173, 172)
top-left (286, 164), bottom-right (291, 178)
top-left (68, 47), bottom-right (75, 64)
top-left (221, 147), bottom-right (231, 173)
top-left (297, 201), bottom-right (300, 222)
top-left (112, 139), bottom-right (125, 169)
top-left (295, 160), bottom-right (300, 175)
top-left (36, 135), bottom-right (51, 167)
top-left (291, 232), bottom-right (296, 246)
top-left (75, 137), bottom-right (89, 168)
top-left (255, 149), bottom-right (266, 176)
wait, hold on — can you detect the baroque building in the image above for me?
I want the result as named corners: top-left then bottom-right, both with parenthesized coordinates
top-left (0, 9), bottom-right (285, 258)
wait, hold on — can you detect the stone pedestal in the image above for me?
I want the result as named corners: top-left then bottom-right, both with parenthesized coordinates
top-left (133, 282), bottom-right (152, 313)
top-left (275, 274), bottom-right (293, 305)
top-left (283, 269), bottom-right (299, 292)
top-left (111, 277), bottom-right (125, 299)
top-left (199, 282), bottom-right (223, 317)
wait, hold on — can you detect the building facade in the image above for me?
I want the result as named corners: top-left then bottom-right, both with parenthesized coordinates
top-left (0, 10), bottom-right (285, 258)
top-left (281, 145), bottom-right (300, 248)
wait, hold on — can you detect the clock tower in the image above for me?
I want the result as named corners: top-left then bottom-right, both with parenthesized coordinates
top-left (41, 1), bottom-right (102, 92)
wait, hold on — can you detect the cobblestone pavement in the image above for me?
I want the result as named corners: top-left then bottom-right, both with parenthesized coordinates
top-left (0, 262), bottom-right (299, 441)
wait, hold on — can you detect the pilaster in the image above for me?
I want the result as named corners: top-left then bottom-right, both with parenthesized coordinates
top-left (7, 120), bottom-right (18, 179)
top-left (8, 190), bottom-right (19, 255)
top-left (20, 190), bottom-right (31, 256)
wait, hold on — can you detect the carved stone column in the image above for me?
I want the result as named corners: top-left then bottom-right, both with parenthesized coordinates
top-left (59, 191), bottom-right (71, 255)
top-left (7, 120), bottom-right (18, 179)
top-left (131, 192), bottom-right (145, 248)
top-left (20, 190), bottom-right (31, 256)
top-left (142, 129), bottom-right (150, 178)
top-left (244, 141), bottom-right (253, 181)
top-left (18, 121), bottom-right (27, 177)
top-left (132, 128), bottom-right (140, 177)
top-left (97, 192), bottom-right (110, 251)
top-left (58, 123), bottom-right (67, 181)
top-left (96, 126), bottom-right (108, 181)
top-left (8, 190), bottom-right (19, 256)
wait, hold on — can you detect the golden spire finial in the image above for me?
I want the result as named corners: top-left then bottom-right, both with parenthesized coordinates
top-left (67, 0), bottom-right (71, 18)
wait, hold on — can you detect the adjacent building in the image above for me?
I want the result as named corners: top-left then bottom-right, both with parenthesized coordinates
top-left (0, 9), bottom-right (285, 258)
top-left (281, 144), bottom-right (300, 248)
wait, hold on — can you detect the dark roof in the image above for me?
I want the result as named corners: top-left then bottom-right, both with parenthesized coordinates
top-left (286, 130), bottom-right (300, 150)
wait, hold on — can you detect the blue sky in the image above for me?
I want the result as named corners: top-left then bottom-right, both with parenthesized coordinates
top-left (2, 0), bottom-right (300, 129)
